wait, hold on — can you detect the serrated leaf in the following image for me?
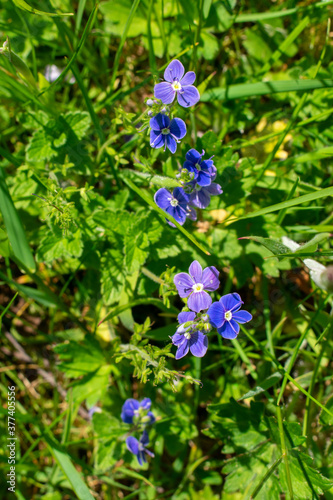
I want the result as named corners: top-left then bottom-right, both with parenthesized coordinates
top-left (101, 248), bottom-right (126, 306)
top-left (124, 218), bottom-right (150, 273)
top-left (54, 335), bottom-right (105, 378)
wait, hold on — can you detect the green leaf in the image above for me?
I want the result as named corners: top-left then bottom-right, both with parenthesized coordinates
top-left (12, 0), bottom-right (73, 16)
top-left (0, 167), bottom-right (36, 271)
top-left (43, 434), bottom-right (94, 500)
top-left (234, 0), bottom-right (333, 22)
top-left (201, 79), bottom-right (333, 102)
top-left (54, 335), bottom-right (105, 378)
top-left (294, 233), bottom-right (330, 254)
top-left (238, 372), bottom-right (283, 401)
top-left (98, 298), bottom-right (179, 326)
top-left (124, 215), bottom-right (150, 273)
top-left (239, 237), bottom-right (291, 256)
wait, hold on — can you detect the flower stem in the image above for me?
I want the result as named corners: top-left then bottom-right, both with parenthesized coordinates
top-left (276, 405), bottom-right (294, 499)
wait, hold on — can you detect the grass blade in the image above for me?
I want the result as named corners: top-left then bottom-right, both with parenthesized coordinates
top-left (229, 186), bottom-right (333, 223)
top-left (44, 433), bottom-right (94, 500)
top-left (98, 298), bottom-right (179, 326)
top-left (201, 79), bottom-right (333, 102)
top-left (234, 0), bottom-right (333, 22)
top-left (0, 167), bottom-right (36, 271)
top-left (12, 0), bottom-right (73, 16)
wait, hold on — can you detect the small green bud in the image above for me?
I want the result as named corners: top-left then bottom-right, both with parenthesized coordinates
top-left (0, 37), bottom-right (37, 89)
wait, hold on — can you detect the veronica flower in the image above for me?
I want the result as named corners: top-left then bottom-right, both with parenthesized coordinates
top-left (189, 182), bottom-right (223, 209)
top-left (171, 311), bottom-right (208, 359)
top-left (208, 293), bottom-right (252, 339)
top-left (174, 260), bottom-right (220, 313)
top-left (183, 149), bottom-right (216, 187)
top-left (126, 430), bottom-right (154, 466)
top-left (154, 59), bottom-right (200, 108)
top-left (121, 398), bottom-right (155, 425)
top-left (154, 187), bottom-right (190, 227)
top-left (150, 113), bottom-right (186, 154)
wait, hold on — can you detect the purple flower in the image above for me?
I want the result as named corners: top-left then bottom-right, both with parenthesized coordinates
top-left (208, 293), bottom-right (252, 339)
top-left (189, 182), bottom-right (223, 209)
top-left (174, 260), bottom-right (220, 313)
top-left (183, 149), bottom-right (216, 187)
top-left (154, 59), bottom-right (200, 108)
top-left (150, 113), bottom-right (186, 154)
top-left (121, 398), bottom-right (155, 425)
top-left (171, 311), bottom-right (208, 359)
top-left (154, 187), bottom-right (190, 227)
top-left (126, 430), bottom-right (154, 466)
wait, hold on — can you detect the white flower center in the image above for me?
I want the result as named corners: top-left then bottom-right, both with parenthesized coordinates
top-left (184, 332), bottom-right (191, 340)
top-left (172, 81), bottom-right (182, 91)
top-left (225, 311), bottom-right (232, 321)
top-left (161, 127), bottom-right (170, 135)
top-left (192, 283), bottom-right (204, 293)
top-left (170, 198), bottom-right (178, 207)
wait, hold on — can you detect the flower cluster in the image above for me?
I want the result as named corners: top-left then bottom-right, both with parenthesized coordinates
top-left (171, 261), bottom-right (252, 359)
top-left (121, 398), bottom-right (155, 466)
top-left (143, 59), bottom-right (222, 225)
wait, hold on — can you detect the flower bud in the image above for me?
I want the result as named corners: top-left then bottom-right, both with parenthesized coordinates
top-left (0, 37), bottom-right (37, 89)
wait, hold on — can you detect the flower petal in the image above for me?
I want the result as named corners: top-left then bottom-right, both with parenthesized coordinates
top-left (183, 161), bottom-right (199, 179)
top-left (140, 398), bottom-right (151, 411)
top-left (180, 71), bottom-right (196, 86)
top-left (169, 118), bottom-right (186, 139)
top-left (189, 260), bottom-right (202, 282)
top-left (121, 399), bottom-right (140, 422)
top-left (137, 451), bottom-right (144, 465)
top-left (147, 411), bottom-right (156, 424)
top-left (178, 311), bottom-right (196, 324)
top-left (177, 85), bottom-right (200, 107)
top-left (165, 133), bottom-right (177, 154)
top-left (202, 266), bottom-right (220, 291)
top-left (187, 206), bottom-right (197, 221)
top-left (217, 320), bottom-right (240, 339)
top-left (154, 82), bottom-right (175, 104)
top-left (190, 189), bottom-right (211, 209)
top-left (172, 332), bottom-right (187, 345)
top-left (232, 310), bottom-right (252, 324)
top-left (189, 331), bottom-right (208, 357)
top-left (174, 272), bottom-right (194, 297)
top-left (140, 430), bottom-right (150, 446)
top-left (150, 130), bottom-right (164, 149)
top-left (175, 339), bottom-right (190, 359)
top-left (164, 59), bottom-right (184, 82)
top-left (165, 205), bottom-right (187, 225)
top-left (173, 187), bottom-right (190, 205)
top-left (188, 290), bottom-right (212, 313)
top-left (207, 301), bottom-right (224, 328)
top-left (219, 293), bottom-right (243, 313)
top-left (196, 170), bottom-right (212, 187)
top-left (126, 436), bottom-right (140, 455)
top-left (207, 183), bottom-right (223, 196)
top-left (185, 148), bottom-right (202, 165)
top-left (154, 188), bottom-right (172, 210)
top-left (149, 113), bottom-right (170, 131)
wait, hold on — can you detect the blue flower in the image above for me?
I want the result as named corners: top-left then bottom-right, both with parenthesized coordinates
top-left (189, 182), bottom-right (223, 209)
top-left (154, 59), bottom-right (200, 108)
top-left (183, 149), bottom-right (216, 187)
top-left (150, 113), bottom-right (186, 154)
top-left (126, 430), bottom-right (154, 466)
top-left (171, 311), bottom-right (208, 359)
top-left (208, 293), bottom-right (252, 339)
top-left (121, 398), bottom-right (155, 425)
top-left (154, 187), bottom-right (190, 227)
top-left (174, 260), bottom-right (220, 313)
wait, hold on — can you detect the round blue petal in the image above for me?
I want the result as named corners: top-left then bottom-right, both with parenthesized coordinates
top-left (165, 204), bottom-right (187, 224)
top-left (154, 82), bottom-right (175, 104)
top-left (177, 85), bottom-right (200, 107)
top-left (189, 331), bottom-right (208, 357)
top-left (174, 272), bottom-right (194, 297)
top-left (140, 430), bottom-right (150, 446)
top-left (207, 183), bottom-right (223, 195)
top-left (196, 170), bottom-right (212, 187)
top-left (169, 118), bottom-right (186, 139)
top-left (149, 113), bottom-right (170, 131)
top-left (150, 130), bottom-right (164, 149)
top-left (217, 320), bottom-right (240, 339)
top-left (165, 134), bottom-right (177, 154)
top-left (207, 301), bottom-right (224, 328)
top-left (154, 188), bottom-right (172, 210)
top-left (189, 260), bottom-right (202, 283)
top-left (188, 290), bottom-right (212, 313)
top-left (126, 436), bottom-right (140, 455)
top-left (175, 339), bottom-right (190, 359)
top-left (164, 59), bottom-right (184, 82)
top-left (178, 311), bottom-right (196, 324)
top-left (190, 188), bottom-right (211, 209)
top-left (180, 71), bottom-right (196, 86)
top-left (185, 148), bottom-right (202, 165)
top-left (140, 398), bottom-right (152, 411)
top-left (232, 310), bottom-right (252, 324)
top-left (219, 293), bottom-right (243, 313)
top-left (173, 187), bottom-right (190, 205)
top-left (202, 266), bottom-right (220, 291)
